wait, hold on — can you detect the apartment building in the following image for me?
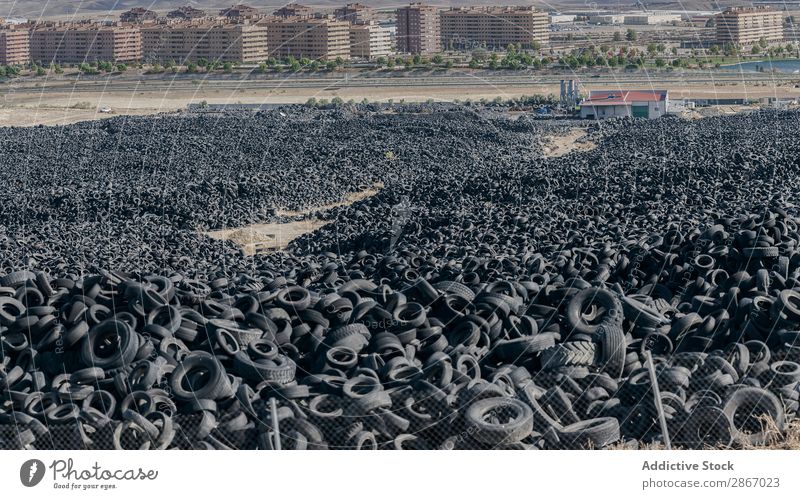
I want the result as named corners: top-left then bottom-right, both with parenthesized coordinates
top-left (273, 4), bottom-right (314, 19)
top-left (262, 17), bottom-right (349, 60)
top-left (396, 3), bottom-right (440, 54)
top-left (334, 3), bottom-right (375, 24)
top-left (220, 4), bottom-right (261, 19)
top-left (716, 6), bottom-right (784, 45)
top-left (349, 22), bottom-right (391, 59)
top-left (120, 7), bottom-right (157, 23)
top-left (141, 22), bottom-right (268, 63)
top-left (30, 24), bottom-right (141, 64)
top-left (166, 6), bottom-right (207, 20)
top-left (0, 27), bottom-right (30, 65)
top-left (440, 6), bottom-right (548, 50)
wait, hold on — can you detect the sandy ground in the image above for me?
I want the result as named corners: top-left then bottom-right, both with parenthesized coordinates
top-left (542, 128), bottom-right (597, 157)
top-left (205, 185), bottom-right (382, 254)
top-left (2, 77), bottom-right (799, 127)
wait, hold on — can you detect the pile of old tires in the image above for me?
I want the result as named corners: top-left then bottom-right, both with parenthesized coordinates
top-left (2, 107), bottom-right (800, 449)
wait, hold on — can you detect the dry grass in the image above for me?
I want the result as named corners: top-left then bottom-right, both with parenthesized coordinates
top-left (541, 128), bottom-right (596, 158)
top-left (608, 415), bottom-right (800, 450)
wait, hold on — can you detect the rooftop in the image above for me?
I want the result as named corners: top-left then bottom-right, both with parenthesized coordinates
top-left (582, 90), bottom-right (668, 106)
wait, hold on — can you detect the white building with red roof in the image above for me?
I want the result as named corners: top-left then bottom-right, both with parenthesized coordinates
top-left (579, 90), bottom-right (669, 119)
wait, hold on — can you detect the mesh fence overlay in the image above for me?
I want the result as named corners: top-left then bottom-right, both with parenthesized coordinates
top-left (2, 110), bottom-right (800, 450)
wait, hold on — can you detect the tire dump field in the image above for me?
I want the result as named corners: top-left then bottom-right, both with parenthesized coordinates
top-left (1, 106), bottom-right (800, 450)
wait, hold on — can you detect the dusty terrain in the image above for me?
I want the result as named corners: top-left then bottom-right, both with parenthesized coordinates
top-left (2, 72), bottom-right (799, 127)
top-left (205, 185), bottom-right (382, 254)
top-left (542, 128), bottom-right (597, 157)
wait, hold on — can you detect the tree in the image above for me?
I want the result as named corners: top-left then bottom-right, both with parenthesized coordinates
top-left (335, 56), bottom-right (344, 66)
top-left (531, 41), bottom-right (541, 52)
top-left (412, 54), bottom-right (422, 65)
top-left (310, 60), bottom-right (320, 71)
top-left (751, 45), bottom-right (761, 54)
top-left (647, 43), bottom-right (657, 54)
top-left (613, 31), bottom-right (622, 42)
top-left (671, 47), bottom-right (678, 55)
top-left (432, 54), bottom-right (443, 64)
top-left (655, 57), bottom-right (666, 67)
top-left (468, 59), bottom-right (479, 69)
top-left (710, 45), bottom-right (720, 55)
top-left (595, 56), bottom-right (606, 66)
top-left (759, 37), bottom-right (768, 49)
top-left (36, 65), bottom-right (46, 76)
top-left (223, 62), bottom-right (233, 73)
top-left (657, 43), bottom-right (666, 53)
top-left (445, 59), bottom-right (454, 69)
top-left (600, 44), bottom-right (610, 53)
top-left (187, 62), bottom-right (197, 73)
top-left (290, 60), bottom-right (301, 71)
top-left (626, 29), bottom-right (637, 42)
top-left (376, 56), bottom-right (387, 66)
top-left (326, 60), bottom-right (337, 71)
top-left (387, 58), bottom-right (395, 68)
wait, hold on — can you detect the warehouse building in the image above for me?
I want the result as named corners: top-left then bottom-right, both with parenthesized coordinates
top-left (440, 6), bottom-right (548, 50)
top-left (588, 14), bottom-right (625, 25)
top-left (349, 22), bottom-right (392, 59)
top-left (30, 23), bottom-right (141, 64)
top-left (335, 3), bottom-right (375, 24)
top-left (120, 8), bottom-right (157, 23)
top-left (261, 17), bottom-right (350, 60)
top-left (141, 22), bottom-right (268, 63)
top-left (623, 13), bottom-right (681, 25)
top-left (396, 3), bottom-right (440, 54)
top-left (273, 3), bottom-right (314, 19)
top-left (0, 27), bottom-right (30, 65)
top-left (716, 6), bottom-right (783, 45)
top-left (579, 90), bottom-right (669, 119)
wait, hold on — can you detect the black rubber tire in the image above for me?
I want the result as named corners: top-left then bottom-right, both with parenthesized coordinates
top-left (465, 397), bottom-right (534, 445)
top-left (169, 353), bottom-right (233, 401)
top-left (596, 323), bottom-right (625, 378)
top-left (540, 341), bottom-right (597, 370)
top-left (494, 333), bottom-right (556, 360)
top-left (233, 351), bottom-right (296, 384)
top-left (565, 287), bottom-right (622, 335)
top-left (433, 281), bottom-right (475, 302)
top-left (557, 417), bottom-right (621, 449)
top-left (722, 387), bottom-right (784, 446)
top-left (79, 319), bottom-right (139, 370)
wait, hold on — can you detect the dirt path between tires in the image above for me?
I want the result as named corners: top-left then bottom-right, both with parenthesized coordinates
top-left (542, 128), bottom-right (597, 157)
top-left (205, 184), bottom-right (382, 254)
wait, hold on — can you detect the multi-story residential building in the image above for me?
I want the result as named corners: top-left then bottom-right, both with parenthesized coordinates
top-left (273, 3), bottom-right (314, 19)
top-left (166, 6), bottom-right (207, 20)
top-left (715, 6), bottom-right (784, 45)
top-left (141, 22), bottom-right (268, 63)
top-left (334, 3), bottom-right (375, 24)
top-left (29, 23), bottom-right (141, 64)
top-left (219, 4), bottom-right (261, 19)
top-left (0, 27), bottom-right (30, 65)
top-left (440, 6), bottom-right (548, 50)
top-left (120, 7), bottom-right (157, 23)
top-left (261, 17), bottom-right (349, 60)
top-left (396, 3), bottom-right (440, 54)
top-left (349, 22), bottom-right (391, 59)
